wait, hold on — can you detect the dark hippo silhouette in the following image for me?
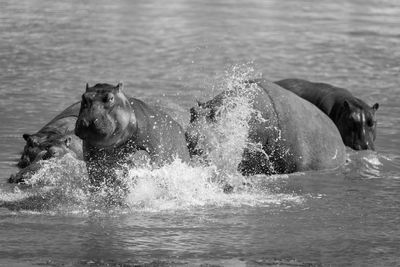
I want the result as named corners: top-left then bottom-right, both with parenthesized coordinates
top-left (75, 82), bottom-right (190, 186)
top-left (275, 78), bottom-right (379, 150)
top-left (18, 101), bottom-right (83, 169)
top-left (9, 133), bottom-right (81, 183)
top-left (186, 79), bottom-right (346, 175)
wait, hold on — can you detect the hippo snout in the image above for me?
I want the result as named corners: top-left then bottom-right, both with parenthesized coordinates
top-left (355, 144), bottom-right (365, 150)
top-left (355, 142), bottom-right (374, 151)
top-left (76, 118), bottom-right (96, 137)
top-left (76, 117), bottom-right (109, 140)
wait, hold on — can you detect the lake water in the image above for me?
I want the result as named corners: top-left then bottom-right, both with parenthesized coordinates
top-left (1, 0), bottom-right (400, 266)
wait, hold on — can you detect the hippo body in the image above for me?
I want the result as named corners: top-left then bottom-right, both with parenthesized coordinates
top-left (186, 79), bottom-right (346, 175)
top-left (18, 101), bottom-right (83, 169)
top-left (75, 83), bottom-right (190, 185)
top-left (275, 78), bottom-right (379, 150)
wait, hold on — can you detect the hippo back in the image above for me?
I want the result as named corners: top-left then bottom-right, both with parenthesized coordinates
top-left (40, 101), bottom-right (81, 134)
top-left (274, 79), bottom-right (352, 118)
top-left (129, 97), bottom-right (190, 164)
top-left (186, 79), bottom-right (346, 175)
top-left (252, 79), bottom-right (346, 171)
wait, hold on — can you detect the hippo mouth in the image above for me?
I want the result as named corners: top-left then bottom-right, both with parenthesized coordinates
top-left (75, 118), bottom-right (115, 142)
top-left (354, 142), bottom-right (374, 151)
top-left (76, 125), bottom-right (109, 140)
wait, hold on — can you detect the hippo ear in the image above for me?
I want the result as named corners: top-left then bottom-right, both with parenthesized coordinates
top-left (24, 134), bottom-right (39, 146)
top-left (85, 83), bottom-right (89, 92)
top-left (64, 136), bottom-right (72, 147)
top-left (116, 82), bottom-right (123, 92)
top-left (372, 103), bottom-right (379, 111)
top-left (22, 133), bottom-right (31, 142)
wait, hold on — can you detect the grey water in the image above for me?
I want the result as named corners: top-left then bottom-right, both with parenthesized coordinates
top-left (1, 0), bottom-right (400, 266)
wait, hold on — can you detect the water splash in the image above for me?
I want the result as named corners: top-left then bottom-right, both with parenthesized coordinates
top-left (190, 63), bottom-right (271, 185)
top-left (0, 64), bottom-right (303, 214)
top-left (210, 64), bottom-right (260, 173)
top-left (1, 156), bottom-right (303, 214)
top-left (123, 160), bottom-right (302, 212)
top-left (0, 154), bottom-right (90, 213)
top-left (345, 149), bottom-right (384, 179)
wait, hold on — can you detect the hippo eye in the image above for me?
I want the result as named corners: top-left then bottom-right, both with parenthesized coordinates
top-left (104, 94), bottom-right (114, 103)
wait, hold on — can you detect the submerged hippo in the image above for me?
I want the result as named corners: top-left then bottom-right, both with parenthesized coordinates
top-left (186, 79), bottom-right (346, 175)
top-left (9, 133), bottom-right (81, 183)
top-left (18, 101), bottom-right (82, 168)
top-left (75, 82), bottom-right (190, 186)
top-left (275, 78), bottom-right (379, 150)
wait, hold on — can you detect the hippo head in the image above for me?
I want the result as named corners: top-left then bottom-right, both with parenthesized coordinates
top-left (18, 133), bottom-right (48, 168)
top-left (339, 100), bottom-right (379, 150)
top-left (75, 83), bottom-right (136, 147)
top-left (36, 134), bottom-right (79, 161)
top-left (10, 134), bottom-right (79, 184)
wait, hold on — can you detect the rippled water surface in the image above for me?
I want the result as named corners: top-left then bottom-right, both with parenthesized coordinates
top-left (1, 0), bottom-right (400, 266)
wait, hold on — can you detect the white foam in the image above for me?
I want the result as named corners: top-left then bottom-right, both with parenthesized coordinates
top-left (123, 159), bottom-right (303, 212)
top-left (1, 156), bottom-right (303, 214)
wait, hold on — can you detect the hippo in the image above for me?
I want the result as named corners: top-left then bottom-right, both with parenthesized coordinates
top-left (186, 79), bottom-right (346, 175)
top-left (75, 82), bottom-right (190, 186)
top-left (275, 78), bottom-right (379, 150)
top-left (18, 101), bottom-right (82, 168)
top-left (9, 133), bottom-right (82, 183)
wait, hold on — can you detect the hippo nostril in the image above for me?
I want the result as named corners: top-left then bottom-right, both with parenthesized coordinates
top-left (93, 118), bottom-right (103, 129)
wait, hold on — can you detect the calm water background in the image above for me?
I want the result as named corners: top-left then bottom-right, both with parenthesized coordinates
top-left (1, 0), bottom-right (400, 266)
